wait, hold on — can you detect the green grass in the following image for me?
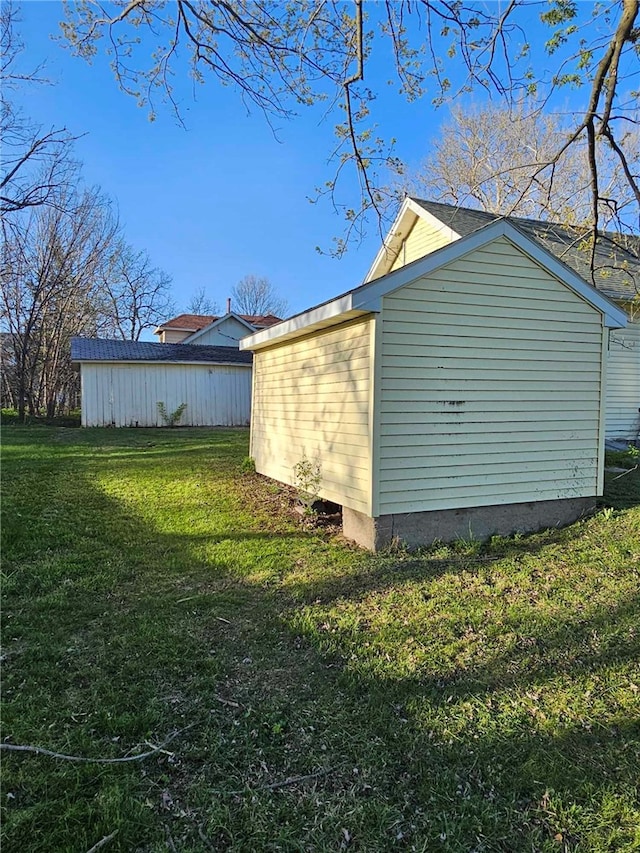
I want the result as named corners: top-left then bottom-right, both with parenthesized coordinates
top-left (2, 426), bottom-right (639, 853)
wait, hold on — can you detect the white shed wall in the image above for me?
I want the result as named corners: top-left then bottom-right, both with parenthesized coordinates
top-left (606, 316), bottom-right (640, 440)
top-left (80, 362), bottom-right (252, 427)
top-left (376, 236), bottom-right (605, 515)
top-left (250, 319), bottom-right (373, 514)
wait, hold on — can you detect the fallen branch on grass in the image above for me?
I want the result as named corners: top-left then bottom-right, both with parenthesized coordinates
top-left (253, 767), bottom-right (335, 791)
top-left (1, 722), bottom-right (199, 764)
top-left (215, 766), bottom-right (336, 796)
top-left (84, 830), bottom-right (119, 853)
top-left (613, 465), bottom-right (639, 479)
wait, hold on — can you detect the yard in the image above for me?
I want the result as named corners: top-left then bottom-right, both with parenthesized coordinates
top-left (1, 426), bottom-right (639, 853)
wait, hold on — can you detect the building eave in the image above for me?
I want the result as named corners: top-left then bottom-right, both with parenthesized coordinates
top-left (240, 295), bottom-right (371, 351)
top-left (356, 220), bottom-right (627, 328)
top-left (242, 220), bottom-right (626, 352)
top-left (73, 359), bottom-right (252, 367)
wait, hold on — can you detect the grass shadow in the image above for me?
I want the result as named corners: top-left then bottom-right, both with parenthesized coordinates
top-left (2, 426), bottom-right (639, 852)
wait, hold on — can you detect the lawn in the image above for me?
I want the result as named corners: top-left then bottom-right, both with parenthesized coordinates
top-left (1, 426), bottom-right (639, 853)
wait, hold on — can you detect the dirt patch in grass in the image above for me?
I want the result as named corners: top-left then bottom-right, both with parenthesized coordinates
top-left (237, 470), bottom-right (343, 537)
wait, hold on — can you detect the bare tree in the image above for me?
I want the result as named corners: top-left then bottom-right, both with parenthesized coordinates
top-left (404, 103), bottom-right (640, 227)
top-left (0, 3), bottom-right (75, 217)
top-left (59, 1), bottom-right (639, 248)
top-left (186, 287), bottom-right (218, 316)
top-left (230, 276), bottom-right (287, 318)
top-left (100, 243), bottom-right (175, 340)
top-left (1, 177), bottom-right (119, 420)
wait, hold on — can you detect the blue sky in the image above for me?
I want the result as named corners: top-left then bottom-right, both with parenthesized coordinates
top-left (13, 1), bottom-right (602, 321)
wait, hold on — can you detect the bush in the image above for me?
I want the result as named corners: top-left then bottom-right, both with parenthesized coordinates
top-left (1, 408), bottom-right (19, 425)
top-left (605, 447), bottom-right (640, 469)
top-left (240, 456), bottom-right (256, 474)
top-left (0, 409), bottom-right (81, 427)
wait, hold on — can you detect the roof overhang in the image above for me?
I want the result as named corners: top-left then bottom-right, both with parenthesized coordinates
top-left (241, 219), bottom-right (627, 352)
top-left (73, 359), bottom-right (252, 367)
top-left (239, 298), bottom-right (371, 351)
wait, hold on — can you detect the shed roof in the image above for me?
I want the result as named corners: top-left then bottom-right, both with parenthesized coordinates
top-left (385, 199), bottom-right (639, 302)
top-left (71, 337), bottom-right (253, 365)
top-left (241, 219), bottom-right (628, 352)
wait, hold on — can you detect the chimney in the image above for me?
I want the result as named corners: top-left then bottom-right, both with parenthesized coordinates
top-left (226, 297), bottom-right (231, 314)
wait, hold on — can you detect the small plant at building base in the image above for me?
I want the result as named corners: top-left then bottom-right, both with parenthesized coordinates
top-left (241, 456), bottom-right (256, 474)
top-left (156, 401), bottom-right (187, 427)
top-left (293, 452), bottom-right (322, 515)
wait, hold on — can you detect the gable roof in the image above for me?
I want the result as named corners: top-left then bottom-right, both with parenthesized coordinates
top-left (71, 337), bottom-right (253, 365)
top-left (155, 312), bottom-right (282, 335)
top-left (182, 312), bottom-right (258, 345)
top-left (241, 219), bottom-right (627, 353)
top-left (367, 197), bottom-right (639, 301)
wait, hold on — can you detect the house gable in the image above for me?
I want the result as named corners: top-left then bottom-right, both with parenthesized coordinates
top-left (182, 313), bottom-right (257, 347)
top-left (365, 197), bottom-right (459, 282)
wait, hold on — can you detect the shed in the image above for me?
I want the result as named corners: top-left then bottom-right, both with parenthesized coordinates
top-left (71, 338), bottom-right (252, 427)
top-left (240, 219), bottom-right (627, 551)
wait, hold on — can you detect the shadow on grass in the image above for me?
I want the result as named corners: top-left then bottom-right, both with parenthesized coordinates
top-left (2, 428), bottom-right (639, 852)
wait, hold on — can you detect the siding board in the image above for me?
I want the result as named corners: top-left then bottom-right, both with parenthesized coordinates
top-left (251, 318), bottom-right (372, 514)
top-left (606, 318), bottom-right (640, 439)
top-left (81, 363), bottom-right (251, 427)
top-left (389, 217), bottom-right (453, 271)
top-left (377, 237), bottom-right (604, 514)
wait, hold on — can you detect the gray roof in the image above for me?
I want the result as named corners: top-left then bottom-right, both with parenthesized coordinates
top-left (412, 199), bottom-right (639, 301)
top-left (71, 337), bottom-right (253, 365)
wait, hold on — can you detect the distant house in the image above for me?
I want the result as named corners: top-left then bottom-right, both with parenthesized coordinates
top-left (154, 311), bottom-right (282, 344)
top-left (72, 310), bottom-right (282, 428)
top-left (241, 216), bottom-right (627, 550)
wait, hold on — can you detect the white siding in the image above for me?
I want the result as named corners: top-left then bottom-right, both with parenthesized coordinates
top-left (389, 217), bottom-right (454, 272)
top-left (376, 236), bottom-right (605, 514)
top-left (80, 363), bottom-right (252, 427)
top-left (606, 316), bottom-right (640, 440)
top-left (158, 330), bottom-right (191, 343)
top-left (250, 319), bottom-right (372, 514)
top-left (186, 317), bottom-right (251, 347)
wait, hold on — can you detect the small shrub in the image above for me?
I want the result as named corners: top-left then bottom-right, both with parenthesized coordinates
top-left (0, 409), bottom-right (81, 427)
top-left (605, 447), bottom-right (640, 469)
top-left (157, 401), bottom-right (187, 427)
top-left (1, 408), bottom-right (19, 425)
top-left (293, 451), bottom-right (322, 515)
top-left (240, 456), bottom-right (256, 474)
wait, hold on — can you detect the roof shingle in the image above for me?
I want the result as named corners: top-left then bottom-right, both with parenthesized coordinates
top-left (71, 337), bottom-right (253, 365)
top-left (412, 199), bottom-right (639, 301)
top-left (156, 312), bottom-right (282, 332)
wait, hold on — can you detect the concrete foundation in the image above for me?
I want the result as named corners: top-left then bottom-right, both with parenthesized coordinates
top-left (342, 497), bottom-right (596, 551)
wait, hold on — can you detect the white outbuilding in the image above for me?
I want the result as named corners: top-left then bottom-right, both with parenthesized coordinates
top-left (241, 218), bottom-right (628, 550)
top-left (71, 338), bottom-right (253, 428)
